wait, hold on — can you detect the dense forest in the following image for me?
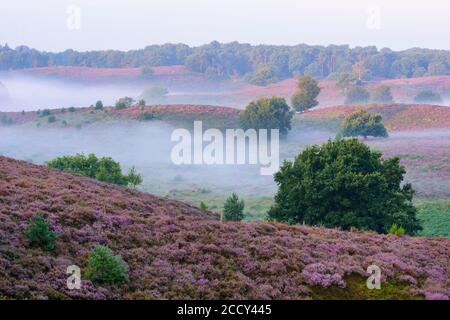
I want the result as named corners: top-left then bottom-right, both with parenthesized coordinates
top-left (1, 42), bottom-right (450, 84)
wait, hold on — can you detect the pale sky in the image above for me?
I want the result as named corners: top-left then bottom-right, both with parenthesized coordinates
top-left (0, 0), bottom-right (449, 52)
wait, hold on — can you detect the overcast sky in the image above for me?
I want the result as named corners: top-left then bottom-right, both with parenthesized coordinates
top-left (1, 0), bottom-right (449, 52)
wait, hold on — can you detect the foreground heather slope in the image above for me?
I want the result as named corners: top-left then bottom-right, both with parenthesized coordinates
top-left (0, 156), bottom-right (449, 300)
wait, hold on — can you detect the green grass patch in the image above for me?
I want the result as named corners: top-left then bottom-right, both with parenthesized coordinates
top-left (310, 275), bottom-right (423, 300)
top-left (417, 200), bottom-right (450, 237)
top-left (397, 153), bottom-right (426, 160)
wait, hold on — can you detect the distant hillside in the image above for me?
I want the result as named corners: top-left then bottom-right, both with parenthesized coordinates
top-left (302, 104), bottom-right (450, 131)
top-left (1, 103), bottom-right (449, 132)
top-left (6, 66), bottom-right (449, 107)
top-left (0, 156), bottom-right (449, 300)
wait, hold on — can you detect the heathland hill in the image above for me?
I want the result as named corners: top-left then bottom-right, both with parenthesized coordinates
top-left (0, 156), bottom-right (449, 299)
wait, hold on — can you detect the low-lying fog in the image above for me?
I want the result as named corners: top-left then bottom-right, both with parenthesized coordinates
top-left (0, 121), bottom-right (308, 199)
top-left (0, 75), bottom-right (144, 111)
top-left (0, 75), bottom-right (246, 111)
top-left (1, 120), bottom-right (449, 217)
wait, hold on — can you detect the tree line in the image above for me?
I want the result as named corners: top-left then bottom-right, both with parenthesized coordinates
top-left (1, 42), bottom-right (450, 84)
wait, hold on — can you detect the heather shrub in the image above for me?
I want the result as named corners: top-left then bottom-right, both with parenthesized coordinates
top-left (268, 139), bottom-right (422, 235)
top-left (85, 245), bottom-right (128, 285)
top-left (389, 224), bottom-right (406, 236)
top-left (25, 212), bottom-right (57, 251)
top-left (223, 193), bottom-right (245, 221)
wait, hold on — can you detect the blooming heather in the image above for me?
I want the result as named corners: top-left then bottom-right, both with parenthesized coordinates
top-left (0, 156), bottom-right (449, 300)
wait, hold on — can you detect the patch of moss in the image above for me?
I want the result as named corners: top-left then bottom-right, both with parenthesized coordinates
top-left (309, 275), bottom-right (423, 300)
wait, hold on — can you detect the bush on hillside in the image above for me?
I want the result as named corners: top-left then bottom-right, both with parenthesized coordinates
top-left (95, 100), bottom-right (104, 110)
top-left (240, 97), bottom-right (294, 136)
top-left (223, 193), bottom-right (245, 221)
top-left (268, 139), bottom-right (422, 235)
top-left (85, 245), bottom-right (128, 285)
top-left (25, 212), bottom-right (57, 251)
top-left (341, 110), bottom-right (388, 138)
top-left (250, 65), bottom-right (277, 86)
top-left (291, 76), bottom-right (321, 112)
top-left (115, 97), bottom-right (135, 109)
top-left (46, 153), bottom-right (142, 186)
top-left (344, 86), bottom-right (370, 105)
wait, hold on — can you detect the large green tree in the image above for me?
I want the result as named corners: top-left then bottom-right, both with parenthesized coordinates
top-left (268, 139), bottom-right (421, 235)
top-left (291, 76), bottom-right (321, 112)
top-left (240, 97), bottom-right (294, 136)
top-left (341, 110), bottom-right (388, 138)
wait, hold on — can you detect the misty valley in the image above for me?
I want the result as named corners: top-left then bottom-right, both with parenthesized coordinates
top-left (1, 3), bottom-right (450, 302)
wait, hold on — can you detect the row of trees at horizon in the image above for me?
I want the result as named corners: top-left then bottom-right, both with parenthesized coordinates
top-left (1, 42), bottom-right (450, 84)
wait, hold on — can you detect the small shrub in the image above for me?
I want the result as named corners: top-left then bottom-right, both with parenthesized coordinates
top-left (137, 99), bottom-right (146, 107)
top-left (126, 166), bottom-right (143, 188)
top-left (388, 224), bottom-right (406, 236)
top-left (291, 76), bottom-right (321, 112)
top-left (345, 86), bottom-right (370, 105)
top-left (41, 109), bottom-right (51, 117)
top-left (199, 202), bottom-right (209, 211)
top-left (140, 111), bottom-right (155, 121)
top-left (95, 100), bottom-right (104, 110)
top-left (69, 106), bottom-right (76, 112)
top-left (250, 65), bottom-right (277, 86)
top-left (115, 97), bottom-right (135, 109)
top-left (48, 115), bottom-right (56, 123)
top-left (223, 193), bottom-right (245, 221)
top-left (341, 110), bottom-right (388, 138)
top-left (25, 212), bottom-right (57, 251)
top-left (85, 245), bottom-right (128, 285)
